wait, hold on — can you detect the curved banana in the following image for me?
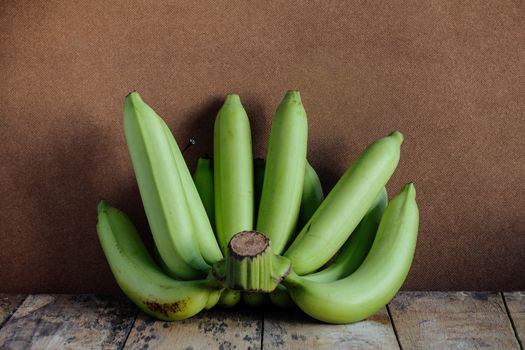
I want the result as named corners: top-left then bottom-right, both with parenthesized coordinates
top-left (257, 91), bottom-right (308, 254)
top-left (160, 122), bottom-right (222, 265)
top-left (285, 131), bottom-right (403, 275)
top-left (96, 201), bottom-right (222, 321)
top-left (214, 95), bottom-right (254, 254)
top-left (124, 92), bottom-right (209, 279)
top-left (304, 187), bottom-right (387, 282)
top-left (193, 157), bottom-right (215, 230)
top-left (296, 161), bottom-right (324, 233)
top-left (284, 183), bottom-right (419, 324)
top-left (270, 183), bottom-right (384, 311)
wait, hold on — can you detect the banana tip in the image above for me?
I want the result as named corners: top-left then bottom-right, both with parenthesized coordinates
top-left (97, 200), bottom-right (110, 214)
top-left (224, 94), bottom-right (241, 104)
top-left (283, 90), bottom-right (301, 103)
top-left (404, 183), bottom-right (416, 197)
top-left (389, 131), bottom-right (404, 144)
top-left (125, 91), bottom-right (143, 106)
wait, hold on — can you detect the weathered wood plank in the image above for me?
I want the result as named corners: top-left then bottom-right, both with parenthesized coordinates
top-left (504, 291), bottom-right (525, 347)
top-left (263, 307), bottom-right (399, 349)
top-left (389, 291), bottom-right (521, 350)
top-left (0, 294), bottom-right (26, 328)
top-left (124, 307), bottom-right (262, 350)
top-left (0, 294), bottom-right (137, 349)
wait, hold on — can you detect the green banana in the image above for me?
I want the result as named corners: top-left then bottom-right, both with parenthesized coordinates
top-left (124, 92), bottom-right (209, 279)
top-left (161, 122), bottom-right (223, 265)
top-left (269, 182), bottom-right (383, 312)
top-left (214, 95), bottom-right (254, 254)
top-left (96, 201), bottom-right (222, 321)
top-left (296, 161), bottom-right (324, 233)
top-left (100, 91), bottom-right (419, 325)
top-left (254, 158), bottom-right (322, 234)
top-left (151, 243), bottom-right (172, 276)
top-left (257, 91), bottom-right (308, 254)
top-left (217, 289), bottom-right (241, 308)
top-left (284, 183), bottom-right (419, 324)
top-left (285, 131), bottom-right (403, 275)
top-left (193, 157), bottom-right (215, 230)
top-left (304, 187), bottom-right (387, 282)
top-left (253, 158), bottom-right (265, 225)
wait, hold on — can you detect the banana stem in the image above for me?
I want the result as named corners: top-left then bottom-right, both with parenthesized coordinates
top-left (212, 231), bottom-right (291, 292)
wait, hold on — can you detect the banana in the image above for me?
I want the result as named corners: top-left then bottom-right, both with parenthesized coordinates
top-left (283, 183), bottom-right (419, 324)
top-left (269, 183), bottom-right (383, 312)
top-left (160, 122), bottom-right (223, 265)
top-left (285, 131), bottom-right (403, 275)
top-left (254, 158), bottom-right (323, 236)
top-left (217, 289), bottom-right (241, 308)
top-left (151, 243), bottom-right (172, 276)
top-left (124, 92), bottom-right (209, 279)
top-left (304, 187), bottom-right (387, 282)
top-left (269, 182), bottom-right (383, 310)
top-left (257, 91), bottom-right (308, 254)
top-left (96, 201), bottom-right (222, 321)
top-left (193, 157), bottom-right (215, 230)
top-left (253, 158), bottom-right (265, 226)
top-left (99, 90), bottom-right (420, 325)
top-left (214, 95), bottom-right (254, 254)
top-left (296, 161), bottom-right (324, 233)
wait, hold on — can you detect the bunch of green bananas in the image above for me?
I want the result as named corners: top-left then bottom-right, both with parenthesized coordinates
top-left (96, 90), bottom-right (419, 324)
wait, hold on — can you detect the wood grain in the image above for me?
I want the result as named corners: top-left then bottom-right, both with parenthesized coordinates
top-left (0, 294), bottom-right (137, 349)
top-left (389, 291), bottom-right (520, 349)
top-left (0, 294), bottom-right (25, 328)
top-left (263, 307), bottom-right (399, 349)
top-left (1, 292), bottom-right (524, 348)
top-left (124, 307), bottom-right (262, 350)
top-left (504, 291), bottom-right (525, 347)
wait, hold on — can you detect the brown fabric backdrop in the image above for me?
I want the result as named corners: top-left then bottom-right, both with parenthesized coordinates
top-left (1, 1), bottom-right (524, 293)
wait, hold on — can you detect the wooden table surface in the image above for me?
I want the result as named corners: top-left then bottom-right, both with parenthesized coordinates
top-left (0, 292), bottom-right (523, 349)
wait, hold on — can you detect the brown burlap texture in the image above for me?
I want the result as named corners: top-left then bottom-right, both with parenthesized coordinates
top-left (1, 1), bottom-right (523, 293)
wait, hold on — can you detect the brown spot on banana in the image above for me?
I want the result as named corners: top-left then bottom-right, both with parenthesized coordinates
top-left (143, 299), bottom-right (189, 317)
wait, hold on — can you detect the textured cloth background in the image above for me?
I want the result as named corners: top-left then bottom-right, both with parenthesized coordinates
top-left (1, 1), bottom-right (523, 293)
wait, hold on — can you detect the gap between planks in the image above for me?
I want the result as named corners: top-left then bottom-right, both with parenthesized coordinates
top-left (0, 294), bottom-right (27, 330)
top-left (386, 303), bottom-right (403, 349)
top-left (119, 308), bottom-right (139, 350)
top-left (503, 291), bottom-right (525, 350)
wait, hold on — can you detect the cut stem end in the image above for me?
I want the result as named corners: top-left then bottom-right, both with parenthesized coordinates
top-left (212, 231), bottom-right (291, 292)
top-left (229, 231), bottom-right (269, 258)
